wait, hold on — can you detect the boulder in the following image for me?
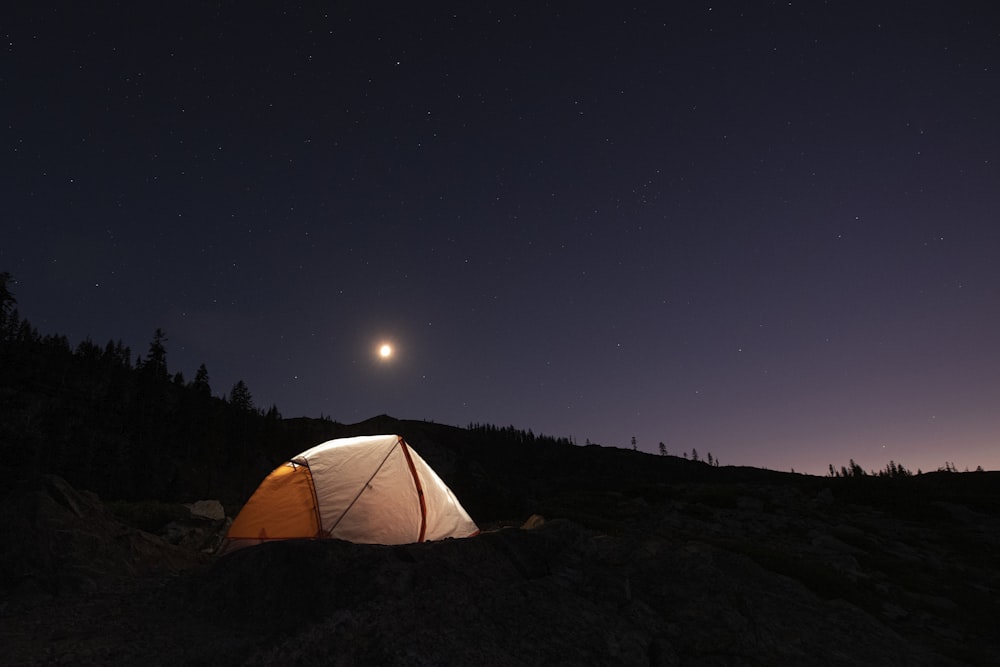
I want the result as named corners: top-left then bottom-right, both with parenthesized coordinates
top-left (0, 475), bottom-right (207, 603)
top-left (185, 499), bottom-right (226, 521)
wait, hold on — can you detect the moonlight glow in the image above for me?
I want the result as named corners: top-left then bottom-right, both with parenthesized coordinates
top-left (378, 343), bottom-right (393, 359)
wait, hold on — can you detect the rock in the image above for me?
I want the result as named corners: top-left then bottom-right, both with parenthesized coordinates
top-left (814, 487), bottom-right (835, 505)
top-left (0, 475), bottom-right (208, 602)
top-left (184, 499), bottom-right (225, 521)
top-left (810, 531), bottom-right (863, 555)
top-left (162, 516), bottom-right (231, 553)
top-left (3, 473), bottom-right (998, 666)
top-left (188, 518), bottom-right (965, 666)
top-left (737, 494), bottom-right (764, 511)
top-left (160, 499), bottom-right (230, 553)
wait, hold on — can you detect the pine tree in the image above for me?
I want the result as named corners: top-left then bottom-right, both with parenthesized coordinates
top-left (229, 380), bottom-right (255, 412)
top-left (141, 328), bottom-right (169, 379)
top-left (191, 363), bottom-right (211, 396)
top-left (849, 458), bottom-right (865, 477)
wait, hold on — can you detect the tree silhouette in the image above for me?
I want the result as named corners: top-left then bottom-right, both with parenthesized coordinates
top-left (229, 380), bottom-right (255, 412)
top-left (878, 460), bottom-right (912, 478)
top-left (191, 363), bottom-right (212, 397)
top-left (139, 328), bottom-right (169, 380)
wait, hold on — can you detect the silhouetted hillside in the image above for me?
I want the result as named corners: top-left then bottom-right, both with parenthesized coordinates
top-left (3, 272), bottom-right (993, 519)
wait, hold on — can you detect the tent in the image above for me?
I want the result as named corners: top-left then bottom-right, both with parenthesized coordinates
top-left (226, 434), bottom-right (479, 547)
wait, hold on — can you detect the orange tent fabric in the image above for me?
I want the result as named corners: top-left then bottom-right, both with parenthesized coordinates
top-left (227, 462), bottom-right (320, 540)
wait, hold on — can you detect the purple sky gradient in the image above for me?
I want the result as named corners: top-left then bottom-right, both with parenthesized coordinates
top-left (4, 3), bottom-right (998, 474)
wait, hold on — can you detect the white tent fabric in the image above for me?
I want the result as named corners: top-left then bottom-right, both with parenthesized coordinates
top-left (249, 434), bottom-right (477, 544)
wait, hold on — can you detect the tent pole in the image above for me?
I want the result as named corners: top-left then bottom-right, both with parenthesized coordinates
top-left (399, 438), bottom-right (428, 542)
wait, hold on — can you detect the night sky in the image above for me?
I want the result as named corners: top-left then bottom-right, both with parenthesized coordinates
top-left (5, 3), bottom-right (999, 475)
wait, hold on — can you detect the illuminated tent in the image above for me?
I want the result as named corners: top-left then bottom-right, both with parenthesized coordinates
top-left (226, 434), bottom-right (479, 548)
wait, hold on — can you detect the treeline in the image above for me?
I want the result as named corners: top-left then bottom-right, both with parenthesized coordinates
top-left (829, 459), bottom-right (916, 478)
top-left (828, 458), bottom-right (986, 478)
top-left (0, 273), bottom-right (283, 502)
top-left (1, 272), bottom-right (585, 506)
top-left (465, 422), bottom-right (574, 449)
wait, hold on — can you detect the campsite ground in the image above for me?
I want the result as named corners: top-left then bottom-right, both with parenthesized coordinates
top-left (1, 572), bottom-right (244, 666)
top-left (3, 463), bottom-right (999, 666)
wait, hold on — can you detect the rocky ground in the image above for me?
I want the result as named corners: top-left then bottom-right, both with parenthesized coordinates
top-left (2, 473), bottom-right (998, 665)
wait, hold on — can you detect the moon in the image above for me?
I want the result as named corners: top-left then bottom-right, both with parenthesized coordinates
top-left (378, 343), bottom-right (393, 359)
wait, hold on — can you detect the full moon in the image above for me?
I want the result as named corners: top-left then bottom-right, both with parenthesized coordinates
top-left (378, 343), bottom-right (393, 359)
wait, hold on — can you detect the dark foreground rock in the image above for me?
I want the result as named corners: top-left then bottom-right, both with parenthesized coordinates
top-left (0, 475), bottom-right (207, 601)
top-left (198, 520), bottom-right (945, 666)
top-left (2, 475), bottom-right (997, 665)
